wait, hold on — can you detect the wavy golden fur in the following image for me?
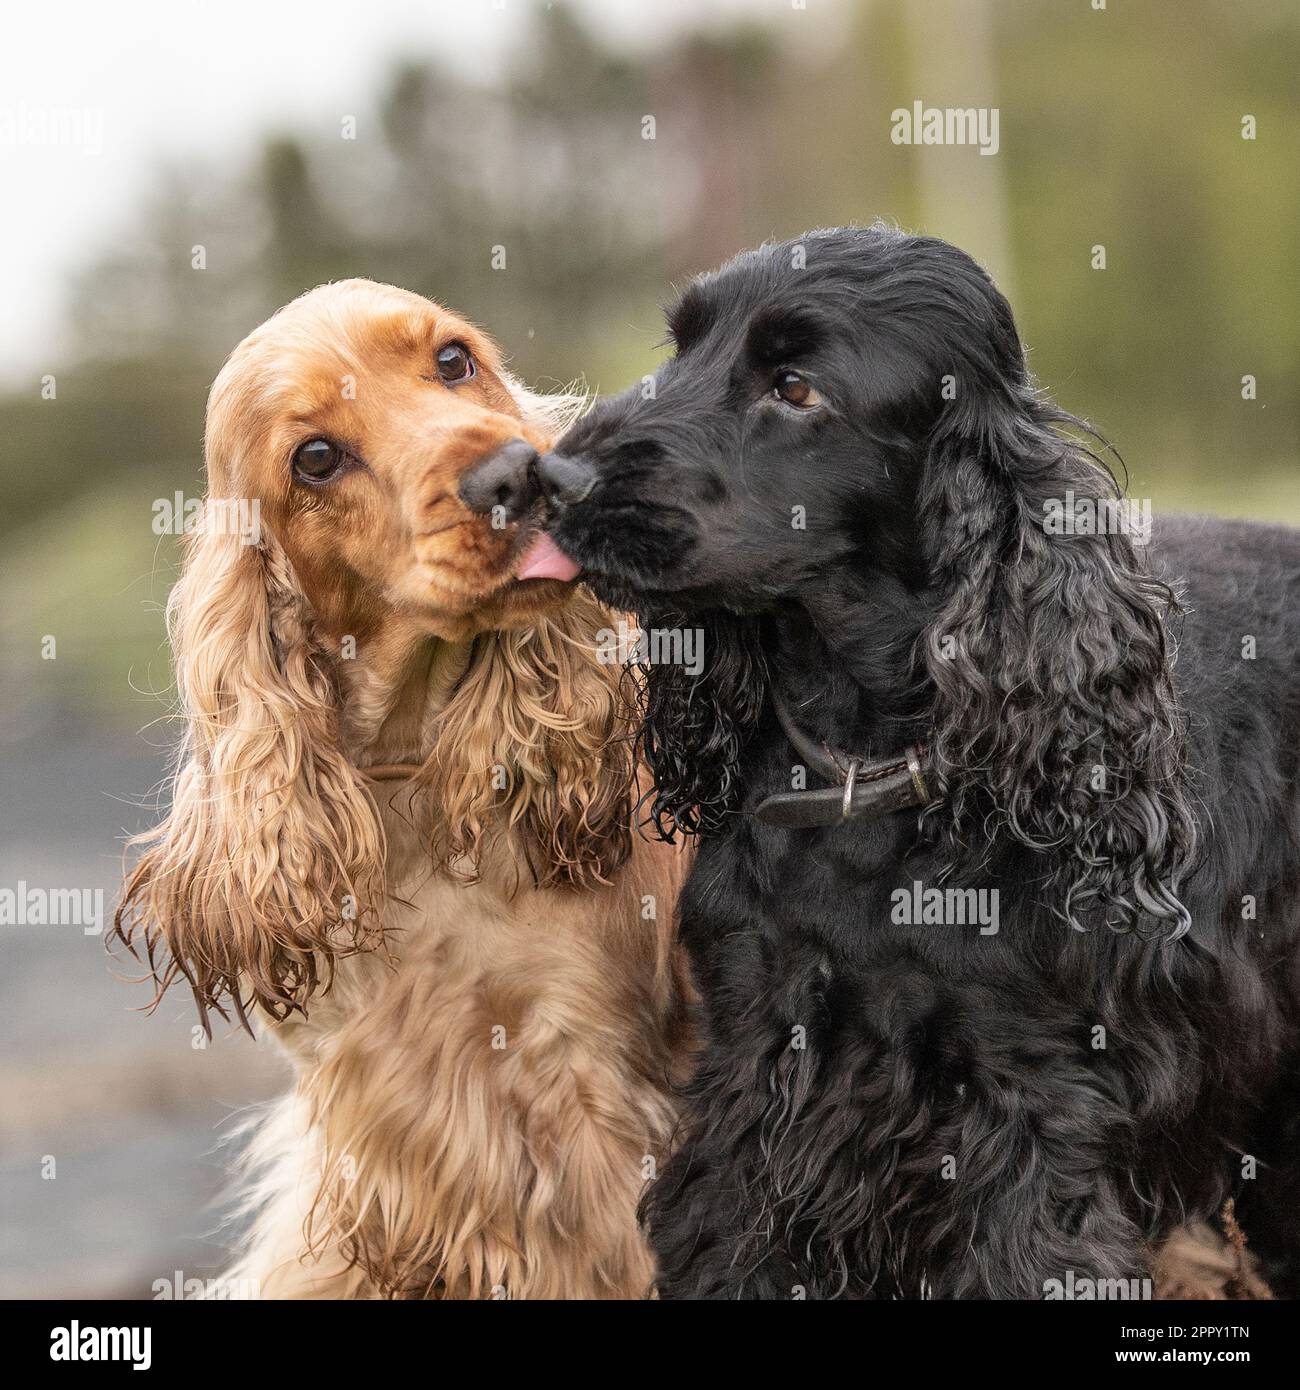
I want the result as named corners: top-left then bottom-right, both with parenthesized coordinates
top-left (114, 280), bottom-right (689, 1297)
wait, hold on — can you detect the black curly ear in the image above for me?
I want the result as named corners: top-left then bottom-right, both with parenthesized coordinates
top-left (919, 399), bottom-right (1195, 935)
top-left (633, 608), bottom-right (767, 838)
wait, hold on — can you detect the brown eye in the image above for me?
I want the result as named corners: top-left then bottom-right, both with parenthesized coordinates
top-left (773, 371), bottom-right (822, 409)
top-left (293, 438), bottom-right (347, 482)
top-left (436, 342), bottom-right (474, 383)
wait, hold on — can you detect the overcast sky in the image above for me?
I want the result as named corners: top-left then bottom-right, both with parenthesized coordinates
top-left (0, 0), bottom-right (845, 384)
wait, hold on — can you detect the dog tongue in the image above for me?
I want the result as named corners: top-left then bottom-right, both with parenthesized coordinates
top-left (516, 533), bottom-right (582, 582)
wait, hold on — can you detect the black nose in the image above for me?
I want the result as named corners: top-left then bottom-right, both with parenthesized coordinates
top-left (535, 452), bottom-right (598, 509)
top-left (458, 439), bottom-right (539, 525)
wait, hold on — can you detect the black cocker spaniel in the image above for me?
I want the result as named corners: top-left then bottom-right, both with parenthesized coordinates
top-left (532, 226), bottom-right (1300, 1299)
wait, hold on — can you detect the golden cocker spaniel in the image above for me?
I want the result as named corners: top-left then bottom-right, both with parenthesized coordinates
top-left (115, 280), bottom-right (690, 1298)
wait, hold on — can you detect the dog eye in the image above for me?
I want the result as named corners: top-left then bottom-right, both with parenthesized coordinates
top-left (773, 371), bottom-right (822, 409)
top-left (435, 342), bottom-right (475, 383)
top-left (292, 438), bottom-right (348, 482)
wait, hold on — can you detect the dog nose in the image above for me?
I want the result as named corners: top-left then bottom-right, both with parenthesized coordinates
top-left (534, 452), bottom-right (598, 509)
top-left (458, 439), bottom-right (539, 524)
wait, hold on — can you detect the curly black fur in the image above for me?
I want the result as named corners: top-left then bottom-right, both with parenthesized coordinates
top-left (542, 225), bottom-right (1300, 1298)
top-left (633, 608), bottom-right (767, 837)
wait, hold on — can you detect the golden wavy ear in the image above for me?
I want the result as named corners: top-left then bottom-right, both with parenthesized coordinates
top-left (114, 515), bottom-right (386, 1031)
top-left (425, 588), bottom-right (635, 891)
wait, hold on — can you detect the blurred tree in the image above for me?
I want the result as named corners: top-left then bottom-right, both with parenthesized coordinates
top-left (0, 0), bottom-right (1295, 727)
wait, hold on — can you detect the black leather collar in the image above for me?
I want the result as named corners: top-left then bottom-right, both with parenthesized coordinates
top-left (752, 689), bottom-right (934, 828)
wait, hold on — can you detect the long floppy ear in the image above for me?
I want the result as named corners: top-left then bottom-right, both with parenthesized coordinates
top-left (920, 399), bottom-right (1195, 935)
top-left (635, 607), bottom-right (768, 838)
top-left (424, 587), bottom-right (638, 890)
top-left (427, 376), bottom-right (644, 888)
top-left (113, 515), bottom-right (386, 1031)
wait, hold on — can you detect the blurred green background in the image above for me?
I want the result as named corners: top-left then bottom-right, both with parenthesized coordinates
top-left (2, 0), bottom-right (1296, 733)
top-left (0, 0), bottom-right (1295, 1296)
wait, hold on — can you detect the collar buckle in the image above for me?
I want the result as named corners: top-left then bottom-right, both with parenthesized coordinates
top-left (751, 690), bottom-right (937, 829)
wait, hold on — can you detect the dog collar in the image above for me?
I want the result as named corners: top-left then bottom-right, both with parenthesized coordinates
top-left (752, 689), bottom-right (934, 829)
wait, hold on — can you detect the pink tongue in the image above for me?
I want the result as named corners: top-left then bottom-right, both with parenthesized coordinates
top-left (516, 532), bottom-right (582, 582)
